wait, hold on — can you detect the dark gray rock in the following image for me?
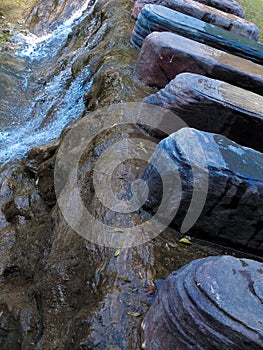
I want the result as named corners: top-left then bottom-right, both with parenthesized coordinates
top-left (144, 73), bottom-right (263, 152)
top-left (142, 256), bottom-right (263, 350)
top-left (132, 0), bottom-right (258, 40)
top-left (141, 128), bottom-right (263, 252)
top-left (135, 31), bottom-right (263, 94)
top-left (131, 5), bottom-right (263, 64)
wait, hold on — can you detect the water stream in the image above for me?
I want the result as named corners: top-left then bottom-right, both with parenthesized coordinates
top-left (0, 0), bottom-right (97, 167)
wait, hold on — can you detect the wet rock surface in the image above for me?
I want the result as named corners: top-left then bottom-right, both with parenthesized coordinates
top-left (0, 0), bottom-right (239, 348)
top-left (0, 134), bottom-right (246, 349)
top-left (135, 31), bottom-right (263, 93)
top-left (142, 128), bottom-right (263, 252)
top-left (142, 255), bottom-right (263, 350)
top-left (131, 5), bottom-right (263, 64)
top-left (144, 72), bottom-right (263, 152)
top-left (1, 0), bottom-right (263, 348)
top-left (131, 0), bottom-right (259, 40)
top-left (26, 0), bottom-right (89, 35)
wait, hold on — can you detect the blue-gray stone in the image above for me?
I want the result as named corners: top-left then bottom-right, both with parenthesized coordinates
top-left (132, 0), bottom-right (257, 40)
top-left (141, 128), bottom-right (263, 252)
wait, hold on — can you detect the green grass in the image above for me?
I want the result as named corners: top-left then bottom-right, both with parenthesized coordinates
top-left (0, 31), bottom-right (11, 42)
top-left (238, 0), bottom-right (263, 40)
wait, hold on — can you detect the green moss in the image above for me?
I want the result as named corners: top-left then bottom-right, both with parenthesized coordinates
top-left (0, 32), bottom-right (11, 41)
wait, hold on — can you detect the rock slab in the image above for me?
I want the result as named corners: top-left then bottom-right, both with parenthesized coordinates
top-left (132, 0), bottom-right (258, 40)
top-left (135, 31), bottom-right (263, 94)
top-left (142, 256), bottom-right (263, 349)
top-left (131, 5), bottom-right (263, 64)
top-left (195, 0), bottom-right (244, 17)
top-left (144, 73), bottom-right (263, 152)
top-left (141, 128), bottom-right (263, 252)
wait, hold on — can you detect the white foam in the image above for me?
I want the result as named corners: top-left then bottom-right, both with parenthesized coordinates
top-left (16, 0), bottom-right (93, 59)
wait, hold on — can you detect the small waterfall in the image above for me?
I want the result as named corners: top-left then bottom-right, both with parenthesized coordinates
top-left (16, 0), bottom-right (95, 59)
top-left (0, 0), bottom-right (97, 167)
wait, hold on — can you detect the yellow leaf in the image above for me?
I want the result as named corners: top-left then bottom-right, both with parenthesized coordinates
top-left (119, 277), bottom-right (131, 283)
top-left (127, 311), bottom-right (141, 317)
top-left (114, 248), bottom-right (121, 257)
top-left (179, 237), bottom-right (192, 244)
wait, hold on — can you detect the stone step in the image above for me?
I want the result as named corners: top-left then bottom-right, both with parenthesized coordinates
top-left (143, 256), bottom-right (263, 350)
top-left (144, 73), bottom-right (263, 152)
top-left (132, 0), bottom-right (259, 40)
top-left (140, 128), bottom-right (263, 252)
top-left (135, 31), bottom-right (263, 95)
top-left (194, 0), bottom-right (244, 17)
top-left (131, 4), bottom-right (263, 64)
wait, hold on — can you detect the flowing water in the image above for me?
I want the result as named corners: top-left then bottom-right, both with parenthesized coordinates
top-left (0, 0), bottom-right (262, 168)
top-left (0, 0), bottom-right (97, 167)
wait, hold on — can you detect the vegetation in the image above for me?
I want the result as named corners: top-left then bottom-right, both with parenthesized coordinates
top-left (239, 0), bottom-right (263, 40)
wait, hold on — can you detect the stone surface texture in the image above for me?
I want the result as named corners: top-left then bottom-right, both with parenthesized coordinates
top-left (131, 0), bottom-right (258, 40)
top-left (131, 5), bottom-right (263, 64)
top-left (143, 255), bottom-right (263, 349)
top-left (135, 31), bottom-right (263, 94)
top-left (195, 0), bottom-right (244, 17)
top-left (144, 73), bottom-right (263, 152)
top-left (141, 128), bottom-right (263, 252)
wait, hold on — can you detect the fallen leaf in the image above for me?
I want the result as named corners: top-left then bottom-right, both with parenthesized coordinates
top-left (119, 277), bottom-right (131, 283)
top-left (127, 311), bottom-right (141, 317)
top-left (179, 237), bottom-right (192, 244)
top-left (114, 248), bottom-right (121, 257)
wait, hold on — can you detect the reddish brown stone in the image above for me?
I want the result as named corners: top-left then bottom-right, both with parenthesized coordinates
top-left (135, 31), bottom-right (263, 95)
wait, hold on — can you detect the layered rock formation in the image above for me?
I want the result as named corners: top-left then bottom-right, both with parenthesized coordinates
top-left (135, 31), bottom-right (263, 94)
top-left (142, 256), bottom-right (263, 349)
top-left (141, 128), bottom-right (263, 252)
top-left (132, 0), bottom-right (259, 40)
top-left (131, 5), bottom-right (263, 64)
top-left (144, 73), bottom-right (263, 152)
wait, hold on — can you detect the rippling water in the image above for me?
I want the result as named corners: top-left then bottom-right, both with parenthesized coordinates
top-left (0, 0), bottom-right (96, 167)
